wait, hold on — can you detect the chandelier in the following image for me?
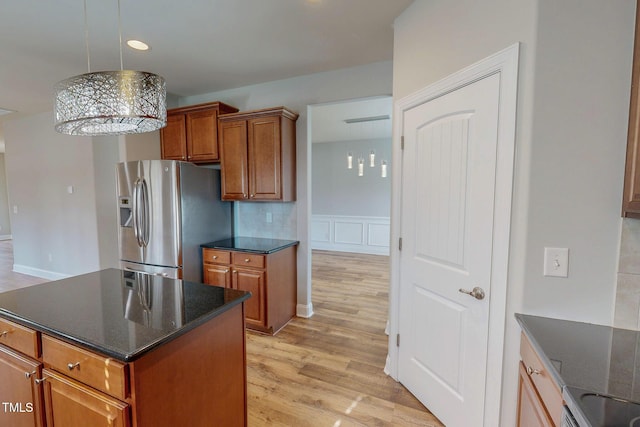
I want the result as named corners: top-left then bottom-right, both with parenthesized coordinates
top-left (54, 0), bottom-right (166, 136)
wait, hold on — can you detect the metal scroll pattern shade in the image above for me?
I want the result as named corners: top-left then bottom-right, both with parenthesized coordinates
top-left (54, 70), bottom-right (166, 136)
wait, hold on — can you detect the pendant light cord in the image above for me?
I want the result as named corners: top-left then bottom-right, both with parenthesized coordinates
top-left (83, 0), bottom-right (91, 72)
top-left (117, 0), bottom-right (123, 71)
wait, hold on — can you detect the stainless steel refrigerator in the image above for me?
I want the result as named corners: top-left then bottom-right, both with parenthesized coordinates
top-left (116, 160), bottom-right (233, 282)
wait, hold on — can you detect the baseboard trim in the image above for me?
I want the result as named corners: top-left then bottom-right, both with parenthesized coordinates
top-left (13, 264), bottom-right (70, 281)
top-left (296, 303), bottom-right (314, 318)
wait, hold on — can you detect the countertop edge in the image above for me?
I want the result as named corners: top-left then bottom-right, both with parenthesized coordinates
top-left (0, 292), bottom-right (251, 362)
top-left (201, 240), bottom-right (299, 254)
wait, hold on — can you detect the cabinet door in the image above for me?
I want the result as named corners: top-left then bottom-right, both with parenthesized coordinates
top-left (161, 114), bottom-right (187, 161)
top-left (0, 345), bottom-right (44, 427)
top-left (517, 362), bottom-right (553, 427)
top-left (204, 264), bottom-right (231, 288)
top-left (186, 109), bottom-right (219, 162)
top-left (219, 120), bottom-right (249, 200)
top-left (232, 267), bottom-right (266, 328)
top-left (42, 368), bottom-right (130, 427)
top-left (248, 116), bottom-right (281, 200)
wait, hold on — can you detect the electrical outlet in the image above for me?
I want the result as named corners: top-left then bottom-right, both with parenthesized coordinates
top-left (543, 247), bottom-right (569, 278)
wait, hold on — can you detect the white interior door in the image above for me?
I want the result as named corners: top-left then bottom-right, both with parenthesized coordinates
top-left (398, 72), bottom-right (501, 427)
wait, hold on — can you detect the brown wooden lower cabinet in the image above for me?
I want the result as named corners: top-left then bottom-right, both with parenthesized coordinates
top-left (517, 362), bottom-right (554, 427)
top-left (43, 368), bottom-right (129, 427)
top-left (203, 245), bottom-right (297, 334)
top-left (517, 332), bottom-right (563, 427)
top-left (0, 345), bottom-right (45, 427)
top-left (0, 305), bottom-right (247, 427)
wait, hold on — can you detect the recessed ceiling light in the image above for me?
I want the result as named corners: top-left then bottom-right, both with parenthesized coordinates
top-left (126, 40), bottom-right (150, 51)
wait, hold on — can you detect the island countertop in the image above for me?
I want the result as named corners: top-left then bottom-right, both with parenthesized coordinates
top-left (202, 236), bottom-right (299, 254)
top-left (0, 268), bottom-right (250, 362)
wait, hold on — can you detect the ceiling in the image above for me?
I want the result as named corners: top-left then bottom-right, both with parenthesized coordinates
top-left (0, 0), bottom-right (412, 119)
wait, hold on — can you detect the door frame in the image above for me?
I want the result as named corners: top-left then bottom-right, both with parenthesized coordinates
top-left (387, 43), bottom-right (520, 426)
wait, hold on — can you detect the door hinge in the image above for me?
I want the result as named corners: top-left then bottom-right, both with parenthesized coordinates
top-left (396, 334), bottom-right (400, 347)
top-left (401, 136), bottom-right (404, 150)
top-left (398, 237), bottom-right (402, 251)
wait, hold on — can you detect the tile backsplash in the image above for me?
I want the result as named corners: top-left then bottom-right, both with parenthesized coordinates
top-left (615, 218), bottom-right (640, 329)
top-left (234, 202), bottom-right (297, 240)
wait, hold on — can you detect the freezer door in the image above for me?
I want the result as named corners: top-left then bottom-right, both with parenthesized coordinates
top-left (117, 160), bottom-right (181, 268)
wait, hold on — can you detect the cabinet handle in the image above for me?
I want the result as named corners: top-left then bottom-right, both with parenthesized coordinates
top-left (250, 194), bottom-right (255, 199)
top-left (35, 377), bottom-right (46, 385)
top-left (225, 269), bottom-right (229, 273)
top-left (526, 366), bottom-right (541, 376)
top-left (67, 362), bottom-right (80, 371)
top-left (244, 258), bottom-right (250, 263)
top-left (212, 255), bottom-right (218, 259)
top-left (243, 193), bottom-right (247, 199)
top-left (0, 330), bottom-right (9, 337)
top-left (24, 370), bottom-right (36, 379)
top-left (233, 270), bottom-right (237, 274)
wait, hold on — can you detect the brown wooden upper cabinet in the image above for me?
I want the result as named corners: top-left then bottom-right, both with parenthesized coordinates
top-left (161, 102), bottom-right (238, 164)
top-left (218, 107), bottom-right (298, 201)
top-left (623, 3), bottom-right (640, 217)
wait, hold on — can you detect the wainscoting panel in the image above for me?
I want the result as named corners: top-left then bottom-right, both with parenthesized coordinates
top-left (311, 215), bottom-right (390, 255)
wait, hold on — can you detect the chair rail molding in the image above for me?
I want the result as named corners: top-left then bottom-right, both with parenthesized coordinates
top-left (311, 214), bottom-right (390, 255)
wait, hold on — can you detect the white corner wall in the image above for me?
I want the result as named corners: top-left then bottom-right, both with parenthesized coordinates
top-left (393, 0), bottom-right (634, 425)
top-left (3, 111), bottom-right (101, 278)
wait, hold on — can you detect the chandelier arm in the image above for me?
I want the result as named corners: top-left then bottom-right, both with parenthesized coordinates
top-left (117, 0), bottom-right (123, 71)
top-left (84, 0), bottom-right (90, 72)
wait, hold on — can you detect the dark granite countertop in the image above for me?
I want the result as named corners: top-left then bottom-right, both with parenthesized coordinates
top-left (516, 314), bottom-right (640, 426)
top-left (201, 236), bottom-right (299, 254)
top-left (0, 269), bottom-right (250, 362)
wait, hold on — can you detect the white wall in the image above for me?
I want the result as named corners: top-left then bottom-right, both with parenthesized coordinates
top-left (179, 61), bottom-right (393, 315)
top-left (312, 138), bottom-right (391, 217)
top-left (3, 111), bottom-right (101, 278)
top-left (0, 154), bottom-right (12, 238)
top-left (393, 0), bottom-right (634, 425)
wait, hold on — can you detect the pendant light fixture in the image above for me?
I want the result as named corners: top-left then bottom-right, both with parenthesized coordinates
top-left (54, 0), bottom-right (166, 136)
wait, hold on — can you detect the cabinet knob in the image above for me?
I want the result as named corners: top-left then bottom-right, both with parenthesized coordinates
top-left (526, 366), bottom-right (541, 376)
top-left (67, 362), bottom-right (80, 371)
top-left (24, 370), bottom-right (36, 379)
top-left (244, 258), bottom-right (250, 263)
top-left (0, 330), bottom-right (8, 337)
top-left (243, 193), bottom-right (247, 199)
top-left (250, 194), bottom-right (255, 199)
top-left (213, 255), bottom-right (218, 259)
top-left (35, 377), bottom-right (47, 385)
top-left (225, 269), bottom-right (229, 273)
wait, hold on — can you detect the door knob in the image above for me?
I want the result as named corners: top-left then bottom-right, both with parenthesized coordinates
top-left (458, 286), bottom-right (485, 300)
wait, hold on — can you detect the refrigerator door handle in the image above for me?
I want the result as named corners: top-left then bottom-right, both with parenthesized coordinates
top-left (123, 266), bottom-right (169, 277)
top-left (141, 178), bottom-right (150, 247)
top-left (132, 178), bottom-right (142, 247)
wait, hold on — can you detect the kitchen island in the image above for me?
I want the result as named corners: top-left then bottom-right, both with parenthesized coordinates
top-left (0, 268), bottom-right (250, 427)
top-left (516, 314), bottom-right (640, 426)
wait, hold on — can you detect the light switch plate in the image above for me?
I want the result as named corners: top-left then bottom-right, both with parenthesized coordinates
top-left (543, 247), bottom-right (569, 278)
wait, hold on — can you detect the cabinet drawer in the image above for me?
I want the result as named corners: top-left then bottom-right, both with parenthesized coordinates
top-left (520, 332), bottom-right (563, 425)
top-left (0, 317), bottom-right (39, 358)
top-left (42, 335), bottom-right (128, 400)
top-left (203, 248), bottom-right (231, 265)
top-left (232, 252), bottom-right (265, 269)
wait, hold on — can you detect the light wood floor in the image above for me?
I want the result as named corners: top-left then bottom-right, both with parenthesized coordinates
top-left (246, 250), bottom-right (444, 426)
top-left (0, 242), bottom-right (443, 426)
